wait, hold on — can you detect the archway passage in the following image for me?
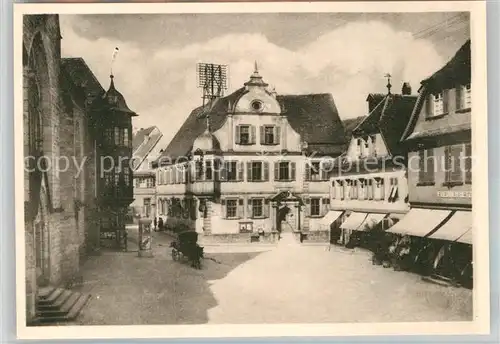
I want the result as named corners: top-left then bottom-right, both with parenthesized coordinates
top-left (276, 205), bottom-right (291, 233)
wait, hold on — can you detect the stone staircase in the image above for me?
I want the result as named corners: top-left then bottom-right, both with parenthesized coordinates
top-left (33, 286), bottom-right (91, 325)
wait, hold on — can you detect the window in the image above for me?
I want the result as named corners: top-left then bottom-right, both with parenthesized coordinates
top-left (114, 166), bottom-right (120, 186)
top-left (456, 84), bottom-right (471, 110)
top-left (195, 160), bottom-right (203, 181)
top-left (344, 181), bottom-right (352, 200)
top-left (355, 138), bottom-right (362, 157)
top-left (368, 135), bottom-right (377, 156)
top-left (236, 125), bottom-right (255, 145)
top-left (247, 161), bottom-right (268, 182)
top-left (275, 161), bottom-right (296, 181)
top-left (308, 161), bottom-right (321, 181)
top-left (465, 143), bottom-right (472, 184)
top-left (252, 198), bottom-right (264, 218)
top-left (147, 178), bottom-right (154, 188)
top-left (226, 199), bottom-right (238, 218)
top-left (428, 91), bottom-right (449, 118)
top-left (388, 178), bottom-right (399, 202)
top-left (104, 171), bottom-right (113, 187)
top-left (124, 168), bottom-right (130, 186)
top-left (334, 180), bottom-right (344, 200)
top-left (374, 178), bottom-right (384, 201)
top-left (143, 198), bottom-right (151, 217)
top-left (221, 161), bottom-right (242, 181)
top-left (251, 100), bottom-right (263, 111)
top-left (124, 128), bottom-right (129, 147)
top-left (418, 149), bottom-right (435, 185)
top-left (259, 125), bottom-right (280, 145)
top-left (367, 179), bottom-right (374, 200)
top-left (114, 127), bottom-right (120, 145)
top-left (358, 180), bottom-right (366, 200)
top-left (205, 160), bottom-right (213, 181)
top-left (310, 198), bottom-right (321, 216)
top-left (105, 128), bottom-right (114, 144)
top-left (444, 145), bottom-right (463, 185)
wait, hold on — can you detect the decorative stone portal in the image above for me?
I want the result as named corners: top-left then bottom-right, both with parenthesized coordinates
top-left (270, 191), bottom-right (304, 242)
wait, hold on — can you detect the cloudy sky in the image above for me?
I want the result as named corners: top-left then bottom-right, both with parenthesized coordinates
top-left (59, 12), bottom-right (470, 144)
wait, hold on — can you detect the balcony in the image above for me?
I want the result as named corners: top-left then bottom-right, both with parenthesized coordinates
top-left (188, 181), bottom-right (216, 196)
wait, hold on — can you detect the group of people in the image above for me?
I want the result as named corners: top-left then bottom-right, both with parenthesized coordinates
top-left (333, 226), bottom-right (473, 289)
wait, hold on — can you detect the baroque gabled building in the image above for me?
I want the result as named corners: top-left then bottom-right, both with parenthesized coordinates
top-left (154, 65), bottom-right (348, 243)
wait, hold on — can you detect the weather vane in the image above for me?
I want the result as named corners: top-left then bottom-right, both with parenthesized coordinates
top-left (384, 73), bottom-right (392, 94)
top-left (111, 47), bottom-right (119, 76)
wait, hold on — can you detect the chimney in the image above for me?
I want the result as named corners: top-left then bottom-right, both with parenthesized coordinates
top-left (402, 82), bottom-right (412, 95)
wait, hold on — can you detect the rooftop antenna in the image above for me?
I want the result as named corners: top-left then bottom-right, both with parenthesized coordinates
top-left (197, 63), bottom-right (229, 108)
top-left (384, 73), bottom-right (392, 94)
top-left (111, 47), bottom-right (119, 76)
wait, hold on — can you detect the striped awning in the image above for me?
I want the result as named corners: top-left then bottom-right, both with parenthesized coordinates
top-left (387, 208), bottom-right (451, 237)
top-left (428, 211), bottom-right (472, 242)
top-left (340, 212), bottom-right (368, 231)
top-left (355, 213), bottom-right (387, 232)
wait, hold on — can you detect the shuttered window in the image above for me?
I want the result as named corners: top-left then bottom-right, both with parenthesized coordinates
top-left (445, 145), bottom-right (464, 184)
top-left (260, 125), bottom-right (280, 145)
top-left (465, 143), bottom-right (472, 184)
top-left (236, 125), bottom-right (256, 145)
top-left (418, 149), bottom-right (435, 184)
top-left (274, 161), bottom-right (296, 181)
top-left (310, 198), bottom-right (321, 216)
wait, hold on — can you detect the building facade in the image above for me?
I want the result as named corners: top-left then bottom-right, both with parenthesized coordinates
top-left (23, 15), bottom-right (102, 323)
top-left (93, 75), bottom-right (137, 250)
top-left (327, 82), bottom-right (417, 245)
top-left (130, 126), bottom-right (165, 219)
top-left (393, 40), bottom-right (472, 243)
top-left (154, 65), bottom-right (348, 243)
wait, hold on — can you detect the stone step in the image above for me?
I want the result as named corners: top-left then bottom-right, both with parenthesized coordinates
top-left (38, 286), bottom-right (56, 299)
top-left (37, 288), bottom-right (64, 306)
top-left (35, 288), bottom-right (91, 324)
top-left (37, 289), bottom-right (73, 311)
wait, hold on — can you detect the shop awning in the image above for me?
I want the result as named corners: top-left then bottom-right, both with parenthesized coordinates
top-left (456, 229), bottom-right (472, 244)
top-left (340, 212), bottom-right (368, 231)
top-left (320, 210), bottom-right (344, 226)
top-left (356, 213), bottom-right (387, 231)
top-left (387, 208), bottom-right (452, 237)
top-left (428, 211), bottom-right (472, 242)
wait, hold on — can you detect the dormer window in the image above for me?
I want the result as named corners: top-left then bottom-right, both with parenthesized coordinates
top-left (456, 83), bottom-right (471, 110)
top-left (427, 90), bottom-right (449, 118)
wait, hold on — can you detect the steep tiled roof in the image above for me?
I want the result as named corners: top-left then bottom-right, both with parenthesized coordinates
top-left (133, 126), bottom-right (156, 151)
top-left (353, 93), bottom-right (417, 156)
top-left (276, 93), bottom-right (346, 145)
top-left (420, 39), bottom-right (471, 93)
top-left (132, 126), bottom-right (163, 170)
top-left (378, 95), bottom-right (418, 155)
top-left (61, 58), bottom-right (104, 102)
top-left (402, 40), bottom-right (471, 142)
top-left (155, 90), bottom-right (347, 165)
top-left (156, 87), bottom-right (248, 164)
top-left (342, 116), bottom-right (366, 139)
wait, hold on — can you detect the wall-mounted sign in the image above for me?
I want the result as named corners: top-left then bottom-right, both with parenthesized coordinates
top-left (437, 190), bottom-right (472, 198)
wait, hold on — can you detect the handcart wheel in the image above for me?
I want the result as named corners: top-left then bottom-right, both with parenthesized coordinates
top-left (171, 248), bottom-right (179, 261)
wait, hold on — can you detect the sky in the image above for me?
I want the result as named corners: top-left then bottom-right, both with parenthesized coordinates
top-left (59, 12), bottom-right (470, 145)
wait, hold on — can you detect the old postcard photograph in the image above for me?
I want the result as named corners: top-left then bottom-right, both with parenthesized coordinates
top-left (14, 1), bottom-right (489, 340)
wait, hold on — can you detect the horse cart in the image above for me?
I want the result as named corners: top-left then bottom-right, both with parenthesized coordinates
top-left (170, 230), bottom-right (204, 269)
